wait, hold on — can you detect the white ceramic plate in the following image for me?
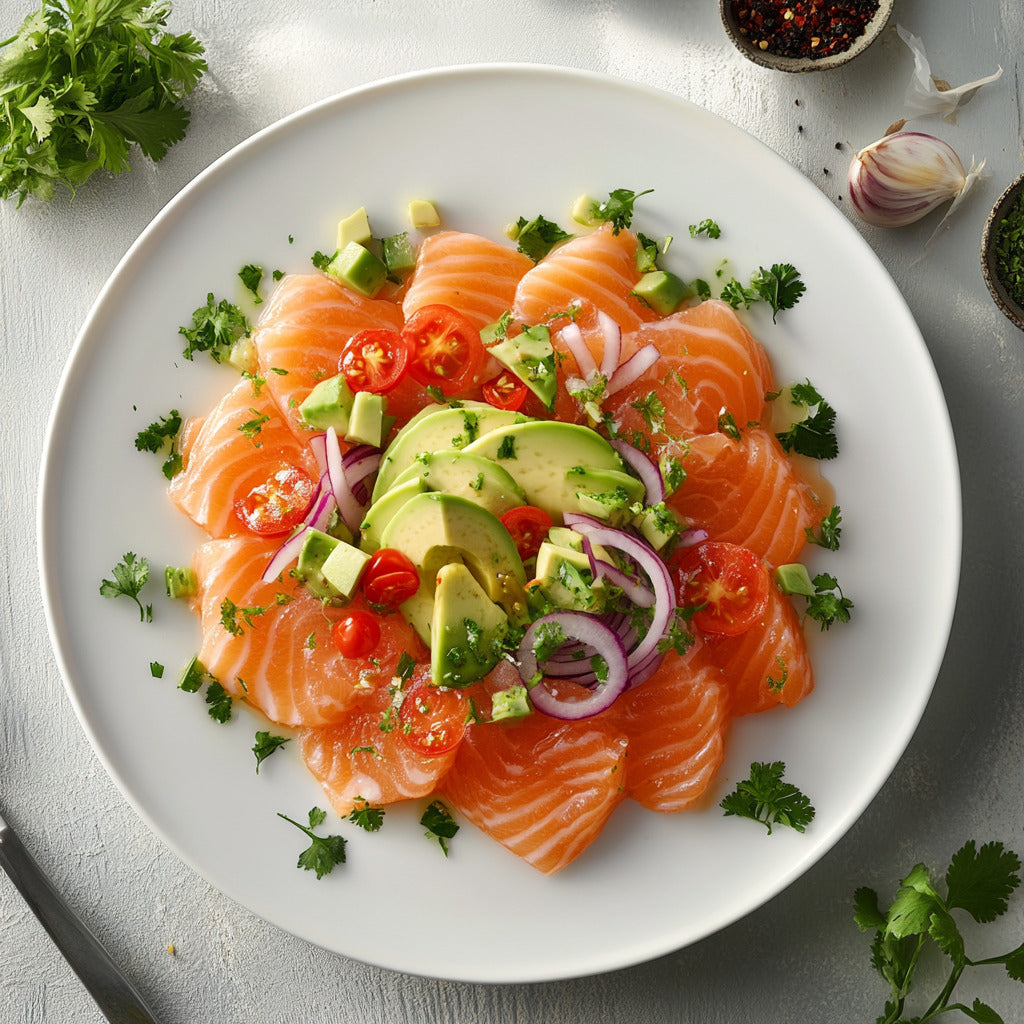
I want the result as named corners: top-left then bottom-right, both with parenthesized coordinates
top-left (38, 65), bottom-right (960, 983)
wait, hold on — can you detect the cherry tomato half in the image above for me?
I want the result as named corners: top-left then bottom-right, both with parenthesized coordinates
top-left (501, 506), bottom-right (553, 562)
top-left (482, 370), bottom-right (529, 412)
top-left (362, 548), bottom-right (420, 609)
top-left (234, 463), bottom-right (315, 536)
top-left (339, 328), bottom-right (408, 393)
top-left (398, 679), bottom-right (469, 756)
top-left (672, 540), bottom-right (771, 638)
top-left (331, 611), bottom-right (381, 659)
top-left (402, 304), bottom-right (484, 395)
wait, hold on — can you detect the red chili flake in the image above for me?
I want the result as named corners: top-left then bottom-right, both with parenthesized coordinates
top-left (730, 1), bottom-right (881, 60)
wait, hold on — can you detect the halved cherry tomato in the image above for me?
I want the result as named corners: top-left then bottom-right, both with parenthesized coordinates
top-left (482, 370), bottom-right (529, 411)
top-left (362, 548), bottom-right (420, 609)
top-left (331, 611), bottom-right (381, 659)
top-left (339, 328), bottom-right (408, 393)
top-left (233, 463), bottom-right (315, 536)
top-left (401, 304), bottom-right (484, 394)
top-left (672, 540), bottom-right (771, 638)
top-left (399, 679), bottom-right (469, 756)
top-left (501, 506), bottom-right (553, 562)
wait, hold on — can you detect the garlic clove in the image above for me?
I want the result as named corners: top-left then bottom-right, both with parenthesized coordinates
top-left (848, 130), bottom-right (981, 229)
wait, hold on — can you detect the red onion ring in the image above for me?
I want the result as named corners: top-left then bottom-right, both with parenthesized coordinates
top-left (606, 344), bottom-right (661, 396)
top-left (557, 321), bottom-right (598, 378)
top-left (597, 311), bottom-right (622, 379)
top-left (610, 439), bottom-right (665, 505)
top-left (325, 427), bottom-right (364, 531)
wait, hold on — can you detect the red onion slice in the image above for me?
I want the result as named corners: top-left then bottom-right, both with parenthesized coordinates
top-left (677, 527), bottom-right (709, 548)
top-left (557, 321), bottom-right (598, 378)
top-left (325, 427), bottom-right (364, 531)
top-left (309, 433), bottom-right (328, 475)
top-left (610, 439), bottom-right (664, 505)
top-left (597, 311), bottom-right (622, 379)
top-left (517, 611), bottom-right (628, 720)
top-left (606, 344), bottom-right (660, 396)
top-left (581, 536), bottom-right (655, 608)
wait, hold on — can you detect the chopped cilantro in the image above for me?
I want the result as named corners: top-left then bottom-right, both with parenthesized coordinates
top-left (532, 620), bottom-right (567, 662)
top-left (659, 453), bottom-right (686, 494)
top-left (421, 800), bottom-right (459, 856)
top-left (630, 392), bottom-right (666, 435)
top-left (806, 505), bottom-right (843, 550)
top-left (99, 552), bottom-right (152, 622)
top-left (689, 218), bottom-right (722, 239)
top-left (219, 598), bottom-right (266, 636)
top-left (751, 263), bottom-right (806, 321)
top-left (496, 435), bottom-right (517, 460)
top-left (805, 572), bottom-right (853, 630)
top-left (253, 731), bottom-right (290, 773)
top-left (179, 294), bottom-right (250, 363)
top-left (311, 250), bottom-right (334, 271)
top-left (395, 652), bottom-right (417, 682)
top-left (204, 680), bottom-right (233, 723)
top-left (589, 188), bottom-right (653, 234)
top-left (513, 214), bottom-right (572, 262)
top-left (135, 409), bottom-right (183, 478)
top-left (766, 656), bottom-right (788, 693)
top-left (717, 410), bottom-right (741, 440)
top-left (238, 264), bottom-right (263, 303)
top-left (150, 661), bottom-right (164, 678)
top-left (278, 808), bottom-right (347, 879)
top-left (347, 799), bottom-right (385, 833)
top-left (776, 384), bottom-right (839, 460)
top-left (238, 408), bottom-right (270, 444)
top-left (720, 761), bottom-right (815, 834)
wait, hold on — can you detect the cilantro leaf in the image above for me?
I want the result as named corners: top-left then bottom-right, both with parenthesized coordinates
top-left (689, 218), bottom-right (721, 239)
top-left (806, 505), bottom-right (843, 550)
top-left (179, 293), bottom-right (250, 363)
top-left (253, 731), bottom-right (290, 773)
top-left (99, 552), bottom-right (152, 621)
top-left (946, 840), bottom-right (1021, 923)
top-left (719, 761), bottom-right (815, 834)
top-left (589, 188), bottom-right (652, 234)
top-left (347, 799), bottom-right (385, 833)
top-left (775, 385), bottom-right (839, 460)
top-left (135, 409), bottom-right (183, 478)
top-left (750, 263), bottom-right (806, 321)
top-left (421, 799), bottom-right (459, 856)
top-left (278, 808), bottom-right (347, 879)
top-left (0, 0), bottom-right (207, 205)
top-left (238, 263), bottom-right (264, 304)
top-left (805, 572), bottom-right (853, 631)
top-left (513, 214), bottom-right (572, 262)
top-left (204, 680), bottom-right (233, 723)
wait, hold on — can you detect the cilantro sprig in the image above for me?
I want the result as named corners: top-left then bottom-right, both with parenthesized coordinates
top-left (0, 0), bottom-right (206, 205)
top-left (512, 214), bottom-right (572, 262)
top-left (179, 293), bottom-right (250, 363)
top-left (135, 409), bottom-right (182, 478)
top-left (589, 188), bottom-right (652, 234)
top-left (721, 263), bottom-right (806, 321)
top-left (99, 552), bottom-right (152, 621)
top-left (856, 839), bottom-right (1024, 1023)
top-left (775, 381), bottom-right (839, 460)
top-left (720, 761), bottom-right (815, 834)
top-left (421, 800), bottom-right (459, 856)
top-left (278, 807), bottom-right (347, 880)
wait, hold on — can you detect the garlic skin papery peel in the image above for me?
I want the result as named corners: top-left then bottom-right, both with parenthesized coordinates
top-left (848, 131), bottom-right (984, 238)
top-left (897, 24), bottom-right (1003, 124)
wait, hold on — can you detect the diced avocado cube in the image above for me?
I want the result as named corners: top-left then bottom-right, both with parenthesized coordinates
top-left (479, 319), bottom-right (507, 346)
top-left (296, 529), bottom-right (342, 599)
top-left (165, 566), bottom-right (197, 599)
top-left (570, 193), bottom-right (600, 226)
top-left (336, 207), bottom-right (373, 250)
top-left (381, 232), bottom-right (416, 276)
top-left (298, 373), bottom-right (355, 432)
top-left (576, 490), bottom-right (632, 527)
top-left (634, 504), bottom-right (682, 552)
top-left (632, 270), bottom-right (694, 316)
top-left (326, 241), bottom-right (388, 298)
top-left (228, 335), bottom-right (257, 375)
top-left (408, 199), bottom-right (441, 229)
top-left (491, 684), bottom-right (532, 722)
top-left (535, 541), bottom-right (591, 581)
top-left (775, 563), bottom-right (815, 597)
top-left (547, 526), bottom-right (583, 551)
top-left (345, 391), bottom-right (387, 448)
top-left (320, 540), bottom-right (372, 600)
top-left (487, 324), bottom-right (557, 410)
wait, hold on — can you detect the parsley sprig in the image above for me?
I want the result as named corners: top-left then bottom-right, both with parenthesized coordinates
top-left (775, 381), bottom-right (839, 460)
top-left (278, 807), bottom-right (347, 880)
top-left (178, 293), bottom-right (250, 362)
top-left (0, 0), bottom-right (206, 205)
top-left (589, 188), bottom-right (652, 234)
top-left (99, 552), bottom-right (152, 621)
top-left (856, 839), bottom-right (1024, 1023)
top-left (720, 761), bottom-right (815, 834)
top-left (721, 263), bottom-right (806, 321)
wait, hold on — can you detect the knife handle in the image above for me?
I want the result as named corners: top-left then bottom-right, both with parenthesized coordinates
top-left (0, 819), bottom-right (161, 1024)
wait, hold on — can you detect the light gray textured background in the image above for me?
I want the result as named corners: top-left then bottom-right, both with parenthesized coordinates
top-left (2, 1), bottom-right (1023, 1021)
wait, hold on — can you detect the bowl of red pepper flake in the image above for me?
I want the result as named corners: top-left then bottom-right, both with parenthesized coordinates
top-left (720, 0), bottom-right (893, 72)
top-left (982, 173), bottom-right (1024, 333)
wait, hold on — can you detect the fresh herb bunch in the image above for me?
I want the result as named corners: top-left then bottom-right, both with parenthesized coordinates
top-left (0, 0), bottom-right (206, 205)
top-left (856, 839), bottom-right (1024, 1023)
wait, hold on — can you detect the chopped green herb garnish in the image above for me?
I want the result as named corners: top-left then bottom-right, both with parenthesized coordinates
top-left (311, 249), bottom-right (334, 271)
top-left (513, 214), bottom-right (572, 262)
top-left (751, 263), bottom-right (806, 321)
top-left (689, 218), bottom-right (722, 239)
top-left (630, 392), bottom-right (666, 435)
top-left (99, 552), bottom-right (152, 622)
top-left (804, 572), bottom-right (853, 630)
top-left (179, 294), bottom-right (250, 363)
top-left (496, 435), bottom-right (516, 460)
top-left (0, 0), bottom-right (206, 206)
top-left (278, 807), bottom-right (347, 879)
top-left (238, 264), bottom-right (263, 303)
top-left (219, 597), bottom-right (266, 636)
top-left (238, 408), bottom-right (270, 444)
top-left (720, 761), bottom-right (815, 834)
top-left (347, 799), bottom-right (385, 833)
top-left (421, 800), bottom-right (459, 856)
top-left (589, 188), bottom-right (653, 234)
top-left (253, 731), bottom-right (289, 773)
top-left (532, 620), bottom-right (567, 662)
top-left (806, 505), bottom-right (843, 550)
top-left (150, 661), bottom-right (164, 678)
top-left (775, 384), bottom-right (839, 460)
top-left (717, 409), bottom-right (741, 440)
top-left (135, 409), bottom-right (183, 478)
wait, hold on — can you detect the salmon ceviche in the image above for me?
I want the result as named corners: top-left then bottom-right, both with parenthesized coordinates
top-left (164, 192), bottom-right (848, 875)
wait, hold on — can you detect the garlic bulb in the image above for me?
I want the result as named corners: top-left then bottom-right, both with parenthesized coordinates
top-left (848, 131), bottom-right (983, 229)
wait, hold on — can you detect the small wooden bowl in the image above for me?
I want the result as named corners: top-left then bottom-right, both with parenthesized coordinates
top-left (982, 172), bottom-right (1024, 333)
top-left (719, 0), bottom-right (894, 73)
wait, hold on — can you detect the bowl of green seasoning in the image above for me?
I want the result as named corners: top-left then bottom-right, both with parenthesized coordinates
top-left (719, 0), bottom-right (893, 73)
top-left (982, 172), bottom-right (1024, 333)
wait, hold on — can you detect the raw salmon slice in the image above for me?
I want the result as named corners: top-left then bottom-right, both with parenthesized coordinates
top-left (668, 427), bottom-right (828, 567)
top-left (402, 231), bottom-right (534, 329)
top-left (703, 582), bottom-right (813, 715)
top-left (441, 708), bottom-right (629, 874)
top-left (299, 665), bottom-right (460, 815)
top-left (169, 378), bottom-right (319, 540)
top-left (191, 535), bottom-right (427, 727)
top-left (606, 299), bottom-right (775, 441)
top-left (252, 273), bottom-right (405, 438)
top-left (611, 641), bottom-right (731, 813)
top-left (512, 224), bottom-right (657, 334)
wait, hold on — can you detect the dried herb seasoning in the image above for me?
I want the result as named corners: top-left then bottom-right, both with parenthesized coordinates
top-left (729, 0), bottom-right (881, 60)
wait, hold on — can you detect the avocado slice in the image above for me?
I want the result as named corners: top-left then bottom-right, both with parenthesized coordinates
top-left (632, 270), bottom-right (695, 315)
top-left (372, 403), bottom-right (526, 500)
top-left (385, 449), bottom-right (526, 518)
top-left (380, 491), bottom-right (527, 641)
top-left (359, 477), bottom-right (428, 553)
top-left (462, 420), bottom-right (626, 519)
top-left (431, 563), bottom-right (509, 687)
